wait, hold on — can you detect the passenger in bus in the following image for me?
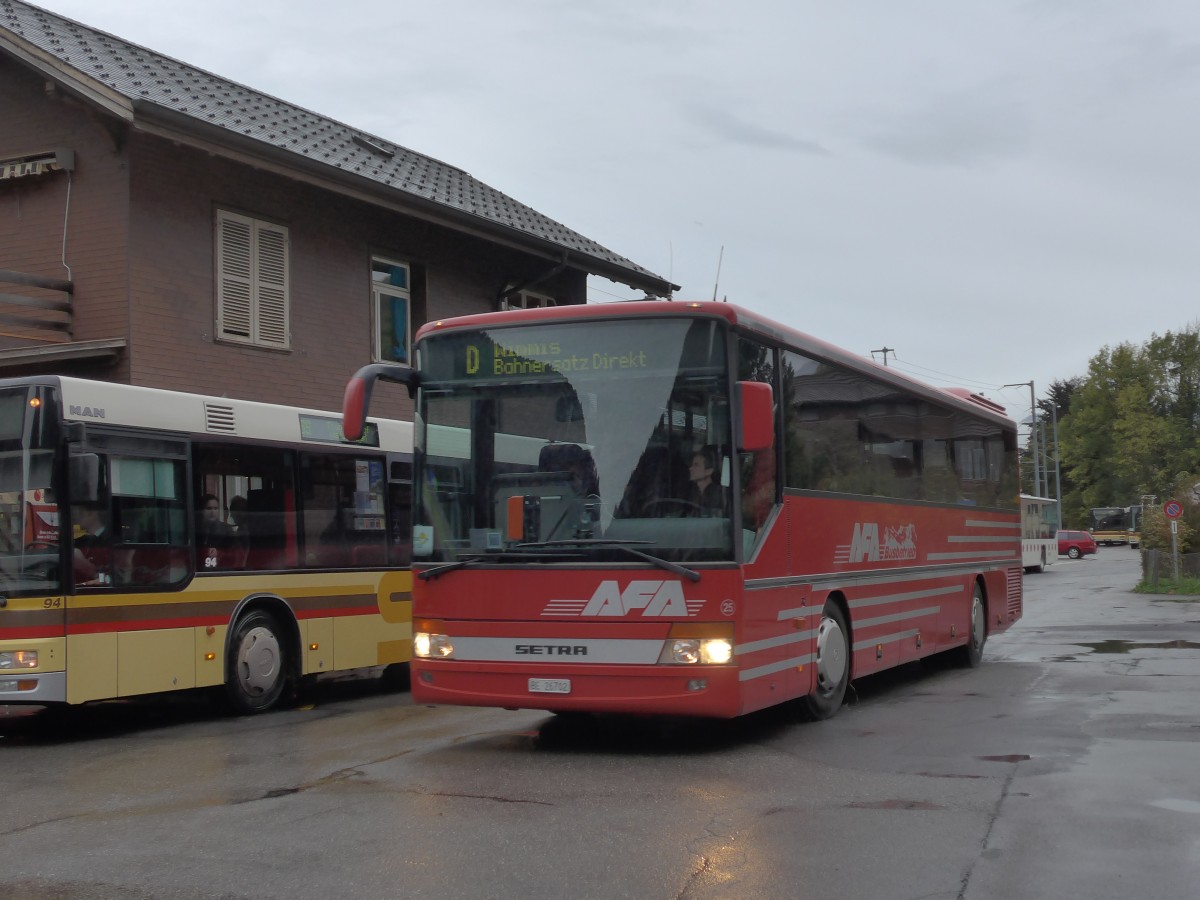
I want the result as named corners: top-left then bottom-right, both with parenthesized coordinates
top-left (228, 495), bottom-right (247, 534)
top-left (538, 443), bottom-right (598, 496)
top-left (73, 503), bottom-right (111, 585)
top-left (224, 494), bottom-right (250, 568)
top-left (686, 446), bottom-right (727, 517)
top-left (197, 493), bottom-right (235, 570)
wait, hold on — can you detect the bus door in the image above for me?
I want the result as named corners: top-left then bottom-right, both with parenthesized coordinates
top-left (0, 383), bottom-right (67, 704)
top-left (63, 427), bottom-right (192, 702)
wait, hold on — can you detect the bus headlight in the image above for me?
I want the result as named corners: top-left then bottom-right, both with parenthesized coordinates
top-left (658, 628), bottom-right (734, 665)
top-left (413, 632), bottom-right (454, 659)
top-left (0, 650), bottom-right (38, 670)
top-left (701, 638), bottom-right (733, 665)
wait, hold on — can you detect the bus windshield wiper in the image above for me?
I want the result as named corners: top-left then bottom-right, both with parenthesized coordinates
top-left (515, 540), bottom-right (700, 582)
top-left (418, 550), bottom-right (587, 581)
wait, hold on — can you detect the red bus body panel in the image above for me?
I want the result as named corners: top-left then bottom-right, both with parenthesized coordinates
top-left (410, 493), bottom-right (1021, 717)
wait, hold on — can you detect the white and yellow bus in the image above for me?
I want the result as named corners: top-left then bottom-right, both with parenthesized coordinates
top-left (0, 376), bottom-right (412, 713)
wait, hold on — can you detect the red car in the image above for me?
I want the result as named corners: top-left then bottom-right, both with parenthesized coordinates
top-left (1057, 530), bottom-right (1097, 559)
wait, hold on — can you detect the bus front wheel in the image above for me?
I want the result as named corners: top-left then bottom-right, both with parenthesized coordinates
top-left (226, 609), bottom-right (289, 714)
top-left (799, 602), bottom-right (849, 721)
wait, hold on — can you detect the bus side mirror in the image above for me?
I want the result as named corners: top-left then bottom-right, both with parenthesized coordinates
top-left (737, 381), bottom-right (774, 452)
top-left (342, 363), bottom-right (420, 441)
top-left (68, 453), bottom-right (101, 502)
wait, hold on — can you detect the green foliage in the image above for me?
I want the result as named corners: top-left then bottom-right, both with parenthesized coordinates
top-left (1057, 324), bottom-right (1200, 512)
top-left (1133, 576), bottom-right (1200, 597)
top-left (1139, 471), bottom-right (1200, 553)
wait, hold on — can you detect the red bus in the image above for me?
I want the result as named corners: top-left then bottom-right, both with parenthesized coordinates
top-left (343, 301), bottom-right (1022, 719)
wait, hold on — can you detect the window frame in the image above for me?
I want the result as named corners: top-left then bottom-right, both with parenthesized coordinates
top-left (371, 256), bottom-right (412, 364)
top-left (501, 287), bottom-right (556, 311)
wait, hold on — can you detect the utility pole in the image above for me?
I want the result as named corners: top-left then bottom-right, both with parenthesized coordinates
top-left (872, 347), bottom-right (894, 366)
top-left (1051, 401), bottom-right (1063, 529)
top-left (1003, 381), bottom-right (1039, 498)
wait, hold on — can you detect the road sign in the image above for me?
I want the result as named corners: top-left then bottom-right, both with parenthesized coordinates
top-left (1164, 500), bottom-right (1183, 519)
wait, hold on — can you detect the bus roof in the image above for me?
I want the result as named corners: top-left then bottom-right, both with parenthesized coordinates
top-left (2, 375), bottom-right (412, 451)
top-left (414, 300), bottom-right (1015, 429)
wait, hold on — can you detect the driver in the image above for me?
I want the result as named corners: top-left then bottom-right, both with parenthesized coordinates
top-left (687, 446), bottom-right (727, 517)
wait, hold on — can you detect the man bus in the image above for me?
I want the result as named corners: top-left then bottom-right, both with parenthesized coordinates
top-left (343, 301), bottom-right (1022, 720)
top-left (0, 376), bottom-right (412, 714)
top-left (1088, 506), bottom-right (1138, 546)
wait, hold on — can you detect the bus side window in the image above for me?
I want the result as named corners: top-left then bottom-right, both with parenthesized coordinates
top-left (107, 455), bottom-right (189, 588)
top-left (300, 452), bottom-right (387, 569)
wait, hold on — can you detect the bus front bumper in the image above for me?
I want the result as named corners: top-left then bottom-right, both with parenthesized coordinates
top-left (0, 670), bottom-right (66, 704)
top-left (411, 660), bottom-right (744, 718)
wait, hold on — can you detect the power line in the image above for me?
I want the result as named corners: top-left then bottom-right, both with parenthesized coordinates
top-left (884, 353), bottom-right (1002, 391)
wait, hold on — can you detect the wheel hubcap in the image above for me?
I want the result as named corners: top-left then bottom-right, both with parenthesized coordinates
top-left (970, 595), bottom-right (984, 650)
top-left (236, 626), bottom-right (281, 696)
top-left (814, 615), bottom-right (847, 695)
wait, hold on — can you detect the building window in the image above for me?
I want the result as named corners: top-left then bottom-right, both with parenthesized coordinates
top-left (215, 210), bottom-right (290, 349)
top-left (372, 257), bottom-right (411, 363)
top-left (502, 288), bottom-right (556, 311)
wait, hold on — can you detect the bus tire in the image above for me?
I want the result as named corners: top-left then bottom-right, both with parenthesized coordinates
top-left (799, 601), bottom-right (850, 721)
top-left (226, 609), bottom-right (289, 714)
top-left (380, 662), bottom-right (411, 693)
top-left (952, 583), bottom-right (987, 668)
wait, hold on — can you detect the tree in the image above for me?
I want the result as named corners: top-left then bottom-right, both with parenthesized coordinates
top-left (1057, 326), bottom-right (1200, 517)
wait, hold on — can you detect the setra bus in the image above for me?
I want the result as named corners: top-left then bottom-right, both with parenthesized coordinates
top-left (0, 376), bottom-right (413, 713)
top-left (343, 301), bottom-right (1022, 720)
top-left (1020, 494), bottom-right (1058, 573)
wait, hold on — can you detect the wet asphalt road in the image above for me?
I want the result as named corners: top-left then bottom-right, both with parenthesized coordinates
top-left (1, 548), bottom-right (1197, 899)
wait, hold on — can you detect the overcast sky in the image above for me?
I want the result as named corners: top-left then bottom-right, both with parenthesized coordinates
top-left (29, 0), bottom-right (1200, 420)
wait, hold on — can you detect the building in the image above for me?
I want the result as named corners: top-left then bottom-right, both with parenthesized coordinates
top-left (0, 0), bottom-right (675, 418)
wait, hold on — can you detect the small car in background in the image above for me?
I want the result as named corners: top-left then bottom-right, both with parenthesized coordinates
top-left (1057, 529), bottom-right (1097, 559)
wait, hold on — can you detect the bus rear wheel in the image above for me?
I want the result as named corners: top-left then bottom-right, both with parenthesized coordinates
top-left (952, 583), bottom-right (987, 668)
top-left (226, 609), bottom-right (289, 714)
top-left (799, 602), bottom-right (849, 721)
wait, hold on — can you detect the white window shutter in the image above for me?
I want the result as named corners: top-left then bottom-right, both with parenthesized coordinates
top-left (217, 212), bottom-right (253, 341)
top-left (255, 223), bottom-right (289, 347)
top-left (215, 211), bottom-right (289, 348)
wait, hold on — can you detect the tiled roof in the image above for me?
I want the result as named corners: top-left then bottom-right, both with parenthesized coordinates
top-left (0, 0), bottom-right (674, 294)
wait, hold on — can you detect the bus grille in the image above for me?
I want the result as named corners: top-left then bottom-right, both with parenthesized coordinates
top-left (1005, 566), bottom-right (1022, 619)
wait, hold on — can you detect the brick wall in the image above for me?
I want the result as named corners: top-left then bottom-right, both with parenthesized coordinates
top-left (125, 133), bottom-right (586, 419)
top-left (0, 57), bottom-right (131, 379)
top-left (4, 57), bottom-right (589, 423)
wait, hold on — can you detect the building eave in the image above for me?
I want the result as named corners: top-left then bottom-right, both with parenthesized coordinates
top-left (129, 101), bottom-right (676, 297)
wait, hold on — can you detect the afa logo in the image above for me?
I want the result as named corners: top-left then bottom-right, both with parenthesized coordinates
top-left (836, 522), bottom-right (918, 563)
top-left (541, 579), bottom-right (706, 617)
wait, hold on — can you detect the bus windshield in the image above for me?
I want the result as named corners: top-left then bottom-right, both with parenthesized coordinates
top-left (0, 385), bottom-right (62, 594)
top-left (415, 317), bottom-right (734, 564)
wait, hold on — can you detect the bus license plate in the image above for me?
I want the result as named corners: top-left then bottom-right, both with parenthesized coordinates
top-left (528, 678), bottom-right (571, 694)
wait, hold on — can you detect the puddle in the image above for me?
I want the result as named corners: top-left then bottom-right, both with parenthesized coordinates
top-left (1075, 640), bottom-right (1200, 654)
